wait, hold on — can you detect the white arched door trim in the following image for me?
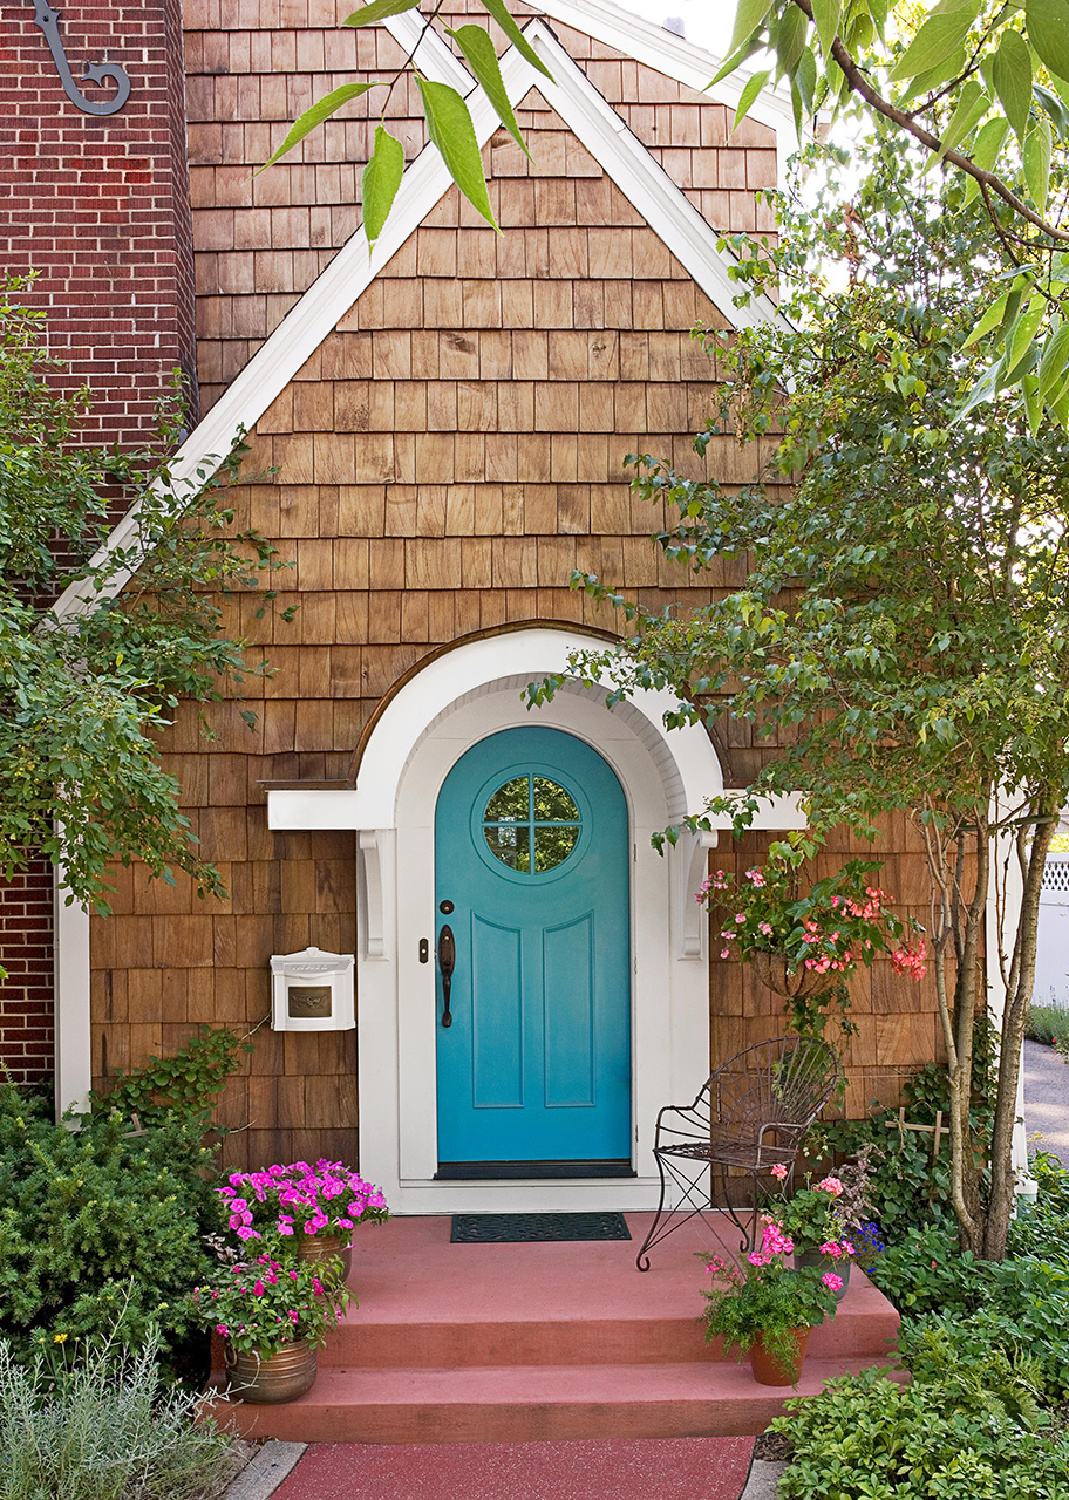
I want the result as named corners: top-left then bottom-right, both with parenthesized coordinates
top-left (266, 625), bottom-right (803, 1212)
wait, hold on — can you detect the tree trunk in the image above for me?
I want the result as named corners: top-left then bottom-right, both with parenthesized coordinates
top-left (984, 810), bottom-right (1055, 1261)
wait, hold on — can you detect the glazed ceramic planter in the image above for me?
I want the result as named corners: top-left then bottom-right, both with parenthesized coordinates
top-left (227, 1339), bottom-right (317, 1404)
top-left (297, 1232), bottom-right (352, 1280)
top-left (748, 1327), bottom-right (811, 1386)
top-left (796, 1249), bottom-right (851, 1302)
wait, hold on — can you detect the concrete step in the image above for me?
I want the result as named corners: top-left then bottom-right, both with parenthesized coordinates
top-left (320, 1276), bottom-right (898, 1369)
top-left (215, 1356), bottom-right (906, 1444)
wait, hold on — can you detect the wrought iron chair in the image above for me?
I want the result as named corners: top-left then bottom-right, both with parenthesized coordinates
top-left (635, 1036), bottom-right (841, 1271)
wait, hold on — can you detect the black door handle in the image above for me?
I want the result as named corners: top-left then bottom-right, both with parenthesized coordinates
top-left (438, 924), bottom-right (456, 1029)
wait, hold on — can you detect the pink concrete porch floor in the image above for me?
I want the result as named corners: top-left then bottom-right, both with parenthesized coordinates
top-left (274, 1436), bottom-right (757, 1500)
top-left (214, 1212), bottom-right (900, 1443)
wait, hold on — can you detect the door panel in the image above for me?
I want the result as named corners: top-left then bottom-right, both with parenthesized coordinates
top-left (543, 913), bottom-right (594, 1108)
top-left (471, 916), bottom-right (523, 1109)
top-left (434, 726), bottom-right (631, 1168)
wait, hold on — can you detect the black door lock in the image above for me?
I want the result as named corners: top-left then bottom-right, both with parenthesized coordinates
top-left (418, 938), bottom-right (429, 964)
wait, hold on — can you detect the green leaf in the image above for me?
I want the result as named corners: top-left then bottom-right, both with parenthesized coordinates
top-left (889, 2), bottom-right (979, 82)
top-left (730, 0), bottom-right (774, 53)
top-left (867, 0), bottom-right (889, 42)
top-left (933, 79), bottom-right (988, 160)
top-left (343, 0), bottom-right (421, 25)
top-left (962, 114), bottom-right (1010, 202)
top-left (1039, 319), bottom-right (1069, 401)
top-left (734, 68), bottom-right (771, 131)
top-left (260, 82), bottom-right (385, 172)
top-left (955, 353), bottom-right (1004, 419)
top-left (812, 0), bottom-right (841, 58)
top-left (795, 44), bottom-right (818, 116)
top-left (1027, 0), bottom-right (1069, 83)
top-left (774, 4), bottom-right (808, 79)
top-left (900, 46), bottom-right (967, 106)
top-left (448, 24), bottom-right (529, 156)
top-left (1023, 371), bottom-right (1042, 433)
top-left (479, 0), bottom-right (553, 79)
top-left (361, 125), bottom-right (405, 245)
top-left (961, 290), bottom-right (1009, 347)
top-left (993, 28), bottom-right (1034, 144)
top-left (416, 75), bottom-right (498, 229)
top-left (1034, 81), bottom-right (1069, 138)
top-left (1024, 113), bottom-right (1053, 210)
top-left (1008, 295), bottom-right (1046, 372)
top-left (712, 35), bottom-right (765, 86)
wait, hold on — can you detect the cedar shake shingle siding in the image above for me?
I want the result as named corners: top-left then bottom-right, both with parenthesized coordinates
top-left (81, 13), bottom-right (942, 1167)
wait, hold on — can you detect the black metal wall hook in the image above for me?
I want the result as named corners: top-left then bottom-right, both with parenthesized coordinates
top-left (33, 0), bottom-right (131, 116)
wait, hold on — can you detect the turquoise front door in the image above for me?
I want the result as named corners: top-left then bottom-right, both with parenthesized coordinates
top-left (434, 727), bottom-right (631, 1173)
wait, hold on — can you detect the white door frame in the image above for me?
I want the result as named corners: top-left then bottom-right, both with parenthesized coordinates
top-left (267, 626), bottom-right (804, 1213)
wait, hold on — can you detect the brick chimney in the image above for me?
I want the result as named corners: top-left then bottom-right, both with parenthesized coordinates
top-left (0, 0), bottom-right (198, 445)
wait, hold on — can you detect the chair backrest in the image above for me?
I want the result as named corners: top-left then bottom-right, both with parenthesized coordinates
top-left (705, 1037), bottom-right (841, 1142)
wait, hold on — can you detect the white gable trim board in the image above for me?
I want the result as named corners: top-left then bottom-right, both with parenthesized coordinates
top-left (50, 13), bottom-right (794, 1129)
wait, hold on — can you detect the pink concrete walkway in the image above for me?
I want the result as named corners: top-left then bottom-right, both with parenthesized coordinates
top-left (274, 1436), bottom-right (756, 1500)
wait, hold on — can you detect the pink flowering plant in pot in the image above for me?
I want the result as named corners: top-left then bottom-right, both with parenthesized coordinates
top-left (218, 1159), bottom-right (388, 1247)
top-left (191, 1252), bottom-right (349, 1360)
top-left (698, 852), bottom-right (924, 1034)
top-left (700, 1218), bottom-right (839, 1384)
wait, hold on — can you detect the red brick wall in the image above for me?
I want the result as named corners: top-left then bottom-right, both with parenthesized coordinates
top-left (0, 861), bottom-right (55, 1088)
top-left (0, 0), bottom-right (197, 444)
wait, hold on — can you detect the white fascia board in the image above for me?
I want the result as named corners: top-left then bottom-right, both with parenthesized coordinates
top-left (524, 22), bottom-right (786, 333)
top-left (52, 44), bottom-right (536, 622)
top-left (529, 0), bottom-right (799, 185)
top-left (383, 10), bottom-right (477, 95)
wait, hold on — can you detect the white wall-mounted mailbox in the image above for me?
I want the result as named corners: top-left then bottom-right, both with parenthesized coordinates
top-left (270, 946), bottom-right (355, 1032)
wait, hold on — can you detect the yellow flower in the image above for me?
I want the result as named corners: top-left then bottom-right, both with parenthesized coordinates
top-left (54, 1333), bottom-right (68, 1344)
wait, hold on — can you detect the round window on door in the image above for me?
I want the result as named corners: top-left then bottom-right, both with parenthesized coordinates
top-left (482, 773), bottom-right (582, 874)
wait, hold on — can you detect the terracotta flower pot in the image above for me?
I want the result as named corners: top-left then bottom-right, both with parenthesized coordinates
top-left (748, 1327), bottom-right (811, 1386)
top-left (796, 1249), bottom-right (851, 1302)
top-left (751, 950), bottom-right (841, 1000)
top-left (227, 1339), bottom-right (317, 1404)
top-left (297, 1232), bottom-right (352, 1280)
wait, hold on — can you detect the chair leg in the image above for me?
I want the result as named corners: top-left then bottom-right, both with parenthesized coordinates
top-left (635, 1149), bottom-right (669, 1270)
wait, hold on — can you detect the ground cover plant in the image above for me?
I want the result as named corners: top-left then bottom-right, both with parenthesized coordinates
top-left (0, 1328), bottom-right (235, 1500)
top-left (1026, 1003), bottom-right (1069, 1057)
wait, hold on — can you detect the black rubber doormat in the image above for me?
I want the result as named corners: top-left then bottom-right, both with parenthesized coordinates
top-left (450, 1212), bottom-right (632, 1243)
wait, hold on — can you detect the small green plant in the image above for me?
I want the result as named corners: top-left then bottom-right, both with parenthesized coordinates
top-left (90, 1025), bottom-right (254, 1127)
top-left (1025, 1004), bottom-right (1069, 1056)
top-left (700, 1220), bottom-right (838, 1384)
top-left (192, 1252), bottom-right (349, 1359)
top-left (771, 1365), bottom-right (1069, 1500)
top-left (0, 1327), bottom-right (236, 1500)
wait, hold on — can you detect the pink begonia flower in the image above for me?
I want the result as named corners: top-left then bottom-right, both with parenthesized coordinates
top-left (770, 1163), bottom-right (789, 1180)
top-left (735, 913), bottom-right (745, 923)
top-left (720, 948), bottom-right (730, 959)
top-left (253, 1281), bottom-right (265, 1296)
top-left (759, 922), bottom-right (773, 935)
top-left (818, 1176), bottom-right (844, 1197)
top-left (822, 1272), bottom-right (844, 1291)
top-left (216, 1324), bottom-right (228, 1336)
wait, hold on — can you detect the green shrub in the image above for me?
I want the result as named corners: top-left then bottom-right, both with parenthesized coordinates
top-left (1025, 1004), bottom-right (1069, 1050)
top-left (0, 1329), bottom-right (235, 1500)
top-left (773, 1365), bottom-right (1069, 1500)
top-left (0, 1084), bottom-right (224, 1365)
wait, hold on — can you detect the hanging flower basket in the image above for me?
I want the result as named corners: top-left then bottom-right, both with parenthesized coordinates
top-left (751, 949), bottom-right (843, 1000)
